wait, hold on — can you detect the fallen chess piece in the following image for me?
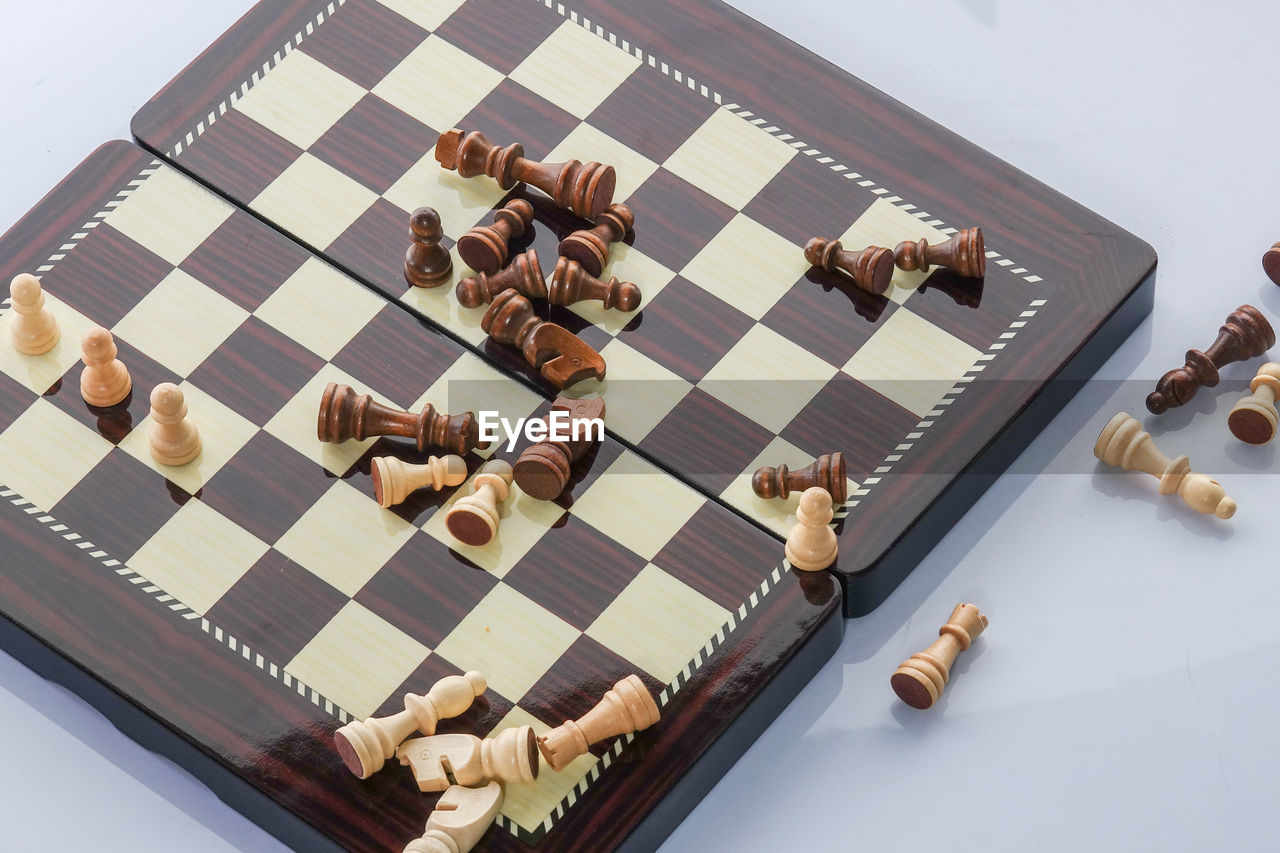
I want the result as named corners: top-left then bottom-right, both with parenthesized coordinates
top-left (558, 202), bottom-right (633, 278)
top-left (371, 454), bottom-right (468, 508)
top-left (1228, 362), bottom-right (1280, 445)
top-left (456, 248), bottom-right (640, 312)
top-left (752, 452), bottom-right (846, 503)
top-left (397, 726), bottom-right (538, 792)
top-left (1146, 305), bottom-right (1274, 414)
top-left (893, 227), bottom-right (986, 279)
top-left (513, 395), bottom-right (605, 500)
top-left (318, 382), bottom-right (486, 456)
top-left (803, 237), bottom-right (893, 295)
top-left (445, 459), bottom-right (513, 546)
top-left (80, 326), bottom-right (132, 407)
top-left (891, 602), bottom-right (987, 710)
top-left (537, 674), bottom-right (660, 772)
top-left (784, 487), bottom-right (838, 571)
top-left (9, 273), bottom-right (59, 355)
top-left (148, 382), bottom-right (201, 466)
top-left (457, 199), bottom-right (534, 275)
top-left (480, 289), bottom-right (606, 388)
top-left (1264, 241), bottom-right (1280, 287)
top-left (403, 781), bottom-right (503, 853)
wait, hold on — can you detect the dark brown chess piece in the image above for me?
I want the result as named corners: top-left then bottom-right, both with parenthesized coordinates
top-left (318, 383), bottom-right (487, 456)
top-left (752, 452), bottom-right (847, 503)
top-left (894, 227), bottom-right (986, 279)
top-left (557, 203), bottom-right (633, 277)
top-left (404, 207), bottom-right (452, 288)
top-left (457, 199), bottom-right (535, 275)
top-left (480, 290), bottom-right (606, 388)
top-left (513, 396), bottom-right (606, 500)
top-left (1146, 305), bottom-right (1276, 414)
top-left (456, 249), bottom-right (548, 308)
top-left (436, 128), bottom-right (615, 220)
top-left (549, 257), bottom-right (642, 311)
top-left (804, 237), bottom-right (894, 295)
top-left (1263, 241), bottom-right (1280, 287)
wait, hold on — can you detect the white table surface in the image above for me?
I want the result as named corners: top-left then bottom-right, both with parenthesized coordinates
top-left (4, 1), bottom-right (1280, 850)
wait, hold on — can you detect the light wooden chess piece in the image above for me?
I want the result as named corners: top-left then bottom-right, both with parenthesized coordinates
top-left (371, 454), bottom-right (468, 508)
top-left (397, 726), bottom-right (538, 792)
top-left (334, 671), bottom-right (486, 779)
top-left (404, 781), bottom-right (503, 853)
top-left (1228, 362), bottom-right (1280, 445)
top-left (784, 487), bottom-right (838, 571)
top-left (147, 382), bottom-right (201, 466)
top-left (9, 273), bottom-right (59, 355)
top-left (445, 459), bottom-right (513, 547)
top-left (80, 326), bottom-right (132, 407)
top-left (1094, 412), bottom-right (1236, 518)
top-left (537, 674), bottom-right (660, 772)
top-left (891, 602), bottom-right (987, 710)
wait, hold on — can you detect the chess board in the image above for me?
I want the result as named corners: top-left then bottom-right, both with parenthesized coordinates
top-left (134, 0), bottom-right (1157, 615)
top-left (0, 142), bottom-right (841, 852)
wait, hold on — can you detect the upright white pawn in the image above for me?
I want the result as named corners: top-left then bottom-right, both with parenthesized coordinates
top-left (148, 382), bottom-right (201, 466)
top-left (785, 486), bottom-right (838, 571)
top-left (80, 326), bottom-right (132, 407)
top-left (9, 273), bottom-right (59, 355)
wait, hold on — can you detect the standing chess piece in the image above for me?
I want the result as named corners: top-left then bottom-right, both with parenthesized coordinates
top-left (549, 257), bottom-right (642, 311)
top-left (371, 454), bottom-right (469, 508)
top-left (804, 237), bottom-right (894, 295)
top-left (457, 199), bottom-right (535, 275)
top-left (445, 459), bottom-right (513, 546)
top-left (404, 781), bottom-right (503, 853)
top-left (79, 326), bottom-right (132, 407)
top-left (536, 674), bottom-right (660, 772)
top-left (1093, 412), bottom-right (1236, 518)
top-left (752, 452), bottom-right (846, 503)
top-left (8, 273), bottom-right (59, 355)
top-left (405, 206), bottom-right (452, 288)
top-left (456, 249), bottom-right (548, 308)
top-left (893, 227), bottom-right (986, 279)
top-left (1263, 241), bottom-right (1280, 287)
top-left (557, 202), bottom-right (633, 277)
top-left (148, 382), bottom-right (201, 466)
top-left (891, 603), bottom-right (988, 710)
top-left (1229, 362), bottom-right (1280, 445)
top-left (1146, 305), bottom-right (1274, 414)
top-left (397, 726), bottom-right (538, 791)
top-left (513, 396), bottom-right (606, 500)
top-left (333, 671), bottom-right (487, 779)
top-left (480, 289), bottom-right (607, 388)
top-left (318, 383), bottom-right (485, 456)
top-left (784, 487), bottom-right (838, 571)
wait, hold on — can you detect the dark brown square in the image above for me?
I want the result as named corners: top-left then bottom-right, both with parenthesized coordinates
top-left (638, 388), bottom-right (774, 496)
top-left (330, 305), bottom-right (463, 408)
top-left (176, 110), bottom-right (304, 205)
top-left (206, 549), bottom-right (348, 665)
top-left (624, 168), bottom-right (735, 272)
top-left (619, 276), bottom-right (754, 382)
top-left (902, 268), bottom-right (1029, 352)
top-left (326, 198), bottom-right (426, 299)
top-left (50, 449), bottom-right (183, 561)
top-left (181, 210), bottom-right (311, 312)
top-left (297, 0), bottom-right (429, 90)
top-left (311, 94), bottom-right (436, 196)
top-left (46, 335), bottom-right (181, 444)
top-left (519, 635), bottom-right (665, 735)
top-left (459, 79), bottom-right (578, 161)
top-left (586, 68), bottom-right (717, 164)
top-left (45, 223), bottom-right (172, 327)
top-left (375, 653), bottom-right (514, 735)
top-left (434, 0), bottom-right (562, 74)
top-left (0, 370), bottom-right (36, 433)
top-left (760, 269), bottom-right (895, 369)
top-left (742, 156), bottom-right (876, 247)
top-left (780, 373), bottom-right (917, 482)
top-left (652, 503), bottom-right (778, 611)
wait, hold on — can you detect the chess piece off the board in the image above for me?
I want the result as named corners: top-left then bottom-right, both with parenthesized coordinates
top-left (1146, 305), bottom-right (1274, 414)
top-left (445, 459), bottom-right (513, 547)
top-left (148, 382), bottom-right (200, 466)
top-left (457, 198), bottom-right (534, 275)
top-left (397, 726), bottom-right (538, 792)
top-left (371, 454), bottom-right (468, 508)
top-left (436, 128), bottom-right (615, 220)
top-left (9, 273), bottom-right (59, 355)
top-left (404, 206), bottom-right (452, 288)
top-left (333, 671), bottom-right (486, 779)
top-left (318, 383), bottom-right (485, 456)
top-left (1093, 412), bottom-right (1236, 518)
top-left (537, 674), bottom-right (660, 772)
top-left (480, 289), bottom-right (606, 388)
top-left (557, 202), bottom-right (633, 277)
top-left (1264, 241), bottom-right (1280, 288)
top-left (803, 237), bottom-right (894, 295)
top-left (784, 487), bottom-right (838, 571)
top-left (550, 256), bottom-right (641, 311)
top-left (79, 326), bottom-right (132, 407)
top-left (513, 395), bottom-right (605, 500)
top-left (1229, 362), bottom-right (1280, 445)
top-left (753, 452), bottom-right (846, 503)
top-left (891, 602), bottom-right (987, 710)
top-left (404, 781), bottom-right (503, 853)
top-left (894, 227), bottom-right (986, 279)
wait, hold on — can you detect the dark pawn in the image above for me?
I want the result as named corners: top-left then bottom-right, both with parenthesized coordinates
top-left (513, 396), bottom-right (606, 500)
top-left (752, 452), bottom-right (847, 503)
top-left (1264, 241), bottom-right (1280, 287)
top-left (1146, 305), bottom-right (1276, 414)
top-left (457, 199), bottom-right (535, 275)
top-left (404, 206), bottom-right (452, 288)
top-left (557, 203), bottom-right (633, 277)
top-left (481, 289), bottom-right (606, 388)
top-left (894, 227), bottom-right (986, 279)
top-left (317, 382), bottom-right (486, 456)
top-left (804, 237), bottom-right (894, 295)
top-left (456, 249), bottom-right (548, 309)
top-left (549, 257), bottom-right (641, 311)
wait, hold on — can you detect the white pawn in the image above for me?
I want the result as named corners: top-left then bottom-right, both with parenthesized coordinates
top-left (785, 486), bottom-right (838, 572)
top-left (445, 459), bottom-right (513, 547)
top-left (80, 326), bottom-right (132, 407)
top-left (371, 454), bottom-right (468, 508)
top-left (148, 382), bottom-right (201, 466)
top-left (9, 273), bottom-right (59, 355)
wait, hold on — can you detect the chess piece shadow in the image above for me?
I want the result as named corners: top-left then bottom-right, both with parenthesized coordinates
top-left (1089, 465), bottom-right (1234, 540)
top-left (805, 267), bottom-right (888, 324)
top-left (87, 394), bottom-right (134, 443)
top-left (916, 269), bottom-right (984, 308)
top-left (1224, 438), bottom-right (1276, 469)
top-left (1141, 389), bottom-right (1219, 438)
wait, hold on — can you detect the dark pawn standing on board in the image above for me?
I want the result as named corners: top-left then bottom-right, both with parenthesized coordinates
top-left (405, 206), bottom-right (452, 288)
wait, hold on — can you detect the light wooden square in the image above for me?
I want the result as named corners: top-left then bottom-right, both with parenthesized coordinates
top-left (488, 706), bottom-right (597, 833)
top-left (287, 601), bottom-right (431, 720)
top-left (117, 380), bottom-right (259, 495)
top-left (586, 564), bottom-right (730, 684)
top-left (593, 338), bottom-right (691, 442)
top-left (232, 49), bottom-right (367, 150)
top-left (383, 148), bottom-right (508, 239)
top-left (680, 213), bottom-right (808, 320)
top-left (0, 399), bottom-right (111, 511)
top-left (547, 122), bottom-right (657, 203)
top-left (275, 479), bottom-right (417, 596)
top-left (251, 153), bottom-right (379, 251)
top-left (720, 436), bottom-right (859, 537)
top-left (421, 480), bottom-right (563, 578)
top-left (372, 0), bottom-right (466, 30)
top-left (838, 198), bottom-right (952, 304)
top-left (433, 584), bottom-right (579, 702)
top-left (0, 289), bottom-right (96, 394)
top-left (372, 34), bottom-right (503, 131)
top-left (253, 257), bottom-right (386, 360)
top-left (843, 307), bottom-right (984, 418)
top-left (104, 166), bottom-right (234, 266)
top-left (397, 247), bottom-right (490, 346)
top-left (663, 108), bottom-right (796, 210)
top-left (126, 499), bottom-right (268, 614)
top-left (508, 20), bottom-right (641, 120)
top-left (112, 269), bottom-right (248, 376)
top-left (569, 450), bottom-right (705, 561)
top-left (263, 365), bottom-right (392, 476)
top-left (698, 323), bottom-right (836, 433)
top-left (567, 244), bottom-right (675, 335)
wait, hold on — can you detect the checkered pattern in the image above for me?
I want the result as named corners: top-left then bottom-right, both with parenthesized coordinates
top-left (161, 0), bottom-right (1043, 537)
top-left (0, 160), bottom-right (789, 842)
